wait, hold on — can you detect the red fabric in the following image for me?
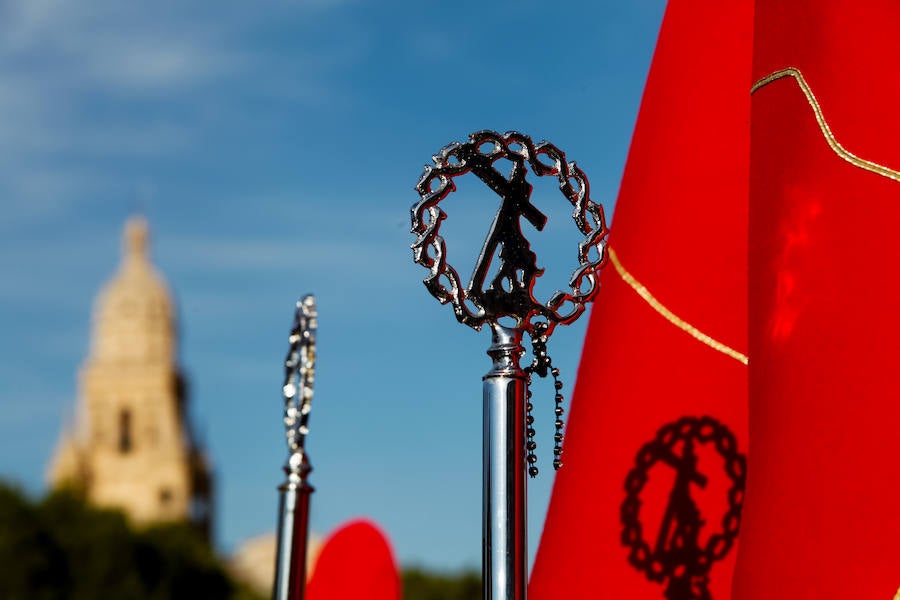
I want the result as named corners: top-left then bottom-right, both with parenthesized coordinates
top-left (529, 1), bottom-right (751, 598)
top-left (305, 519), bottom-right (401, 600)
top-left (732, 2), bottom-right (900, 598)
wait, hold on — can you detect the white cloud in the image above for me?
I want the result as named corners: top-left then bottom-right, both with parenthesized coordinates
top-left (159, 236), bottom-right (397, 274)
top-left (0, 0), bottom-right (65, 52)
top-left (70, 36), bottom-right (239, 93)
top-left (0, 1), bottom-right (362, 228)
top-left (0, 3), bottom-right (244, 111)
top-left (0, 6), bottom-right (233, 226)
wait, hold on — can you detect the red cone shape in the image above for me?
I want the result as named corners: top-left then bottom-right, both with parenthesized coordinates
top-left (732, 2), bottom-right (900, 598)
top-left (529, 1), bottom-right (752, 598)
top-left (305, 519), bottom-right (401, 600)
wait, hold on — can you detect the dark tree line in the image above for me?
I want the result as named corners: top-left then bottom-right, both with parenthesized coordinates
top-left (0, 483), bottom-right (262, 600)
top-left (0, 481), bottom-right (480, 600)
top-left (401, 567), bottom-right (480, 600)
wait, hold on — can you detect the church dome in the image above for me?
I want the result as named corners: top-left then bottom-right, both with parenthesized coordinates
top-left (91, 217), bottom-right (176, 364)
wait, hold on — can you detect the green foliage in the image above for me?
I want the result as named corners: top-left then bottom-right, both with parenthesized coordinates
top-left (0, 484), bottom-right (67, 600)
top-left (0, 483), bottom-right (256, 600)
top-left (402, 567), bottom-right (481, 600)
top-left (135, 523), bottom-right (232, 599)
top-left (1, 481), bottom-right (484, 600)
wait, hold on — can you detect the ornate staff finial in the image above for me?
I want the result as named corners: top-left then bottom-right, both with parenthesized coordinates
top-left (283, 294), bottom-right (317, 462)
top-left (411, 130), bottom-right (608, 473)
top-left (274, 294), bottom-right (317, 600)
top-left (409, 131), bottom-right (608, 600)
top-left (411, 130), bottom-right (607, 336)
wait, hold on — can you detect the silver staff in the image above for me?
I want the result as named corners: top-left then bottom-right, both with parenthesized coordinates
top-left (273, 295), bottom-right (318, 600)
top-left (410, 131), bottom-right (608, 600)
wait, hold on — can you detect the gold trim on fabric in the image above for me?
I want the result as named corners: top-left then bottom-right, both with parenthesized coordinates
top-left (751, 67), bottom-right (900, 182)
top-left (608, 247), bottom-right (749, 365)
top-left (893, 587), bottom-right (900, 600)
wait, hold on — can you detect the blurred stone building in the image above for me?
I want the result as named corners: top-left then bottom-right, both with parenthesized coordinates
top-left (47, 217), bottom-right (213, 538)
top-left (229, 531), bottom-right (323, 596)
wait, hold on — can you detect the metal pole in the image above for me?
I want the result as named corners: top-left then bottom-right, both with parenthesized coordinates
top-left (274, 454), bottom-right (313, 600)
top-left (483, 323), bottom-right (528, 600)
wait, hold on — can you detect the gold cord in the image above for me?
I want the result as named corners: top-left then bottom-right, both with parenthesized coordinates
top-left (608, 68), bottom-right (900, 369)
top-left (609, 248), bottom-right (748, 365)
top-left (752, 67), bottom-right (900, 182)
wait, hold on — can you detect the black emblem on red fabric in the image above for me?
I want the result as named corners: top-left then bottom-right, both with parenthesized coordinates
top-left (620, 416), bottom-right (745, 600)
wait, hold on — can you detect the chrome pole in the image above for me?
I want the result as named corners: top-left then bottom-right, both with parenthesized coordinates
top-left (410, 131), bottom-right (608, 600)
top-left (273, 295), bottom-right (317, 600)
top-left (483, 323), bottom-right (528, 600)
top-left (274, 453), bottom-right (313, 600)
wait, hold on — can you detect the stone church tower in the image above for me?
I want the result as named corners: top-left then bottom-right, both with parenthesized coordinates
top-left (48, 217), bottom-right (213, 538)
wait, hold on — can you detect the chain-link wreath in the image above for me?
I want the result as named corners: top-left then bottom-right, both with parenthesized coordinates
top-left (620, 416), bottom-right (745, 594)
top-left (410, 130), bottom-right (608, 335)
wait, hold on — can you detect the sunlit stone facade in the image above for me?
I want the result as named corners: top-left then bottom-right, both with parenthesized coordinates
top-left (47, 217), bottom-right (213, 538)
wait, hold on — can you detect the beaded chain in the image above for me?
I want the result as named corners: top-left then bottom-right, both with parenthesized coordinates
top-left (524, 323), bottom-right (565, 478)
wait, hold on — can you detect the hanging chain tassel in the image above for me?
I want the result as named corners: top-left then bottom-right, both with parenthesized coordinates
top-left (524, 323), bottom-right (566, 477)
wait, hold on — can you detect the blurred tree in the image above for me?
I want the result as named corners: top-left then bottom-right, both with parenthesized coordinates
top-left (135, 523), bottom-right (231, 599)
top-left (402, 567), bottom-right (480, 600)
top-left (0, 484), bottom-right (68, 600)
top-left (2, 481), bottom-right (482, 600)
top-left (38, 488), bottom-right (145, 599)
top-left (0, 482), bottom-right (263, 600)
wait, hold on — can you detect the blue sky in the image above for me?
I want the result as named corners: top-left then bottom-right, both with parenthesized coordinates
top-left (0, 0), bottom-right (665, 570)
